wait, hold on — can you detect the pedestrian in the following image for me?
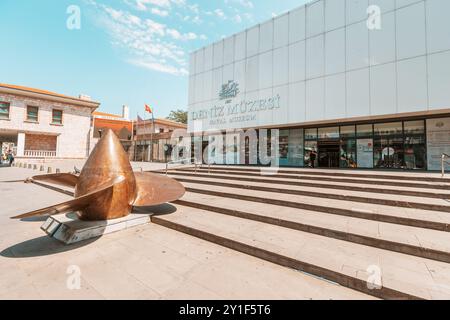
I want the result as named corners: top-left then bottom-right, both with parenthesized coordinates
top-left (310, 149), bottom-right (317, 168)
top-left (7, 150), bottom-right (14, 166)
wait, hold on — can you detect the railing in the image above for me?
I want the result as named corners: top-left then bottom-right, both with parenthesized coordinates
top-left (165, 158), bottom-right (201, 175)
top-left (24, 150), bottom-right (57, 158)
top-left (442, 153), bottom-right (450, 178)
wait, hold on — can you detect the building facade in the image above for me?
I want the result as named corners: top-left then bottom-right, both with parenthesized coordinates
top-left (133, 118), bottom-right (187, 162)
top-left (91, 106), bottom-right (133, 155)
top-left (0, 84), bottom-right (100, 159)
top-left (188, 0), bottom-right (450, 171)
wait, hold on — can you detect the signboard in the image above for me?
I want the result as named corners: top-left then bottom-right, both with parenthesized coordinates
top-left (357, 139), bottom-right (374, 168)
top-left (427, 118), bottom-right (450, 171)
top-left (190, 80), bottom-right (283, 131)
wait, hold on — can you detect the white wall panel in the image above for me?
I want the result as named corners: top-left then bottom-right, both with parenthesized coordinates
top-left (223, 36), bottom-right (235, 66)
top-left (246, 56), bottom-right (259, 92)
top-left (325, 28), bottom-right (345, 75)
top-left (325, 73), bottom-right (346, 119)
top-left (204, 45), bottom-right (213, 71)
top-left (346, 0), bottom-right (369, 24)
top-left (194, 73), bottom-right (203, 103)
top-left (223, 64), bottom-right (234, 85)
top-left (273, 47), bottom-right (289, 87)
top-left (259, 20), bottom-right (274, 53)
top-left (369, 0), bottom-right (395, 13)
top-left (257, 88), bottom-right (274, 127)
top-left (306, 34), bottom-right (324, 79)
top-left (369, 12), bottom-right (395, 65)
top-left (346, 68), bottom-right (370, 117)
top-left (289, 7), bottom-right (306, 44)
top-left (202, 71), bottom-right (213, 102)
top-left (426, 0), bottom-right (450, 54)
top-left (397, 56), bottom-right (427, 113)
top-left (428, 51), bottom-right (450, 110)
top-left (272, 85), bottom-right (289, 125)
top-left (396, 0), bottom-right (422, 8)
top-left (306, 78), bottom-right (325, 121)
top-left (212, 68), bottom-right (223, 100)
top-left (325, 0), bottom-right (346, 32)
top-left (247, 26), bottom-right (259, 57)
top-left (274, 14), bottom-right (289, 49)
top-left (234, 31), bottom-right (246, 61)
top-left (346, 21), bottom-right (369, 70)
top-left (195, 49), bottom-right (204, 74)
top-left (289, 41), bottom-right (306, 83)
top-left (189, 53), bottom-right (196, 76)
top-left (396, 2), bottom-right (426, 60)
top-left (288, 81), bottom-right (306, 123)
top-left (188, 76), bottom-right (195, 105)
top-left (234, 60), bottom-right (246, 94)
top-left (370, 62), bottom-right (397, 116)
top-left (307, 0), bottom-right (324, 38)
top-left (259, 51), bottom-right (273, 89)
top-left (213, 41), bottom-right (224, 69)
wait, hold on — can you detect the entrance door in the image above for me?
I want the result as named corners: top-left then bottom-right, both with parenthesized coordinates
top-left (318, 140), bottom-right (340, 168)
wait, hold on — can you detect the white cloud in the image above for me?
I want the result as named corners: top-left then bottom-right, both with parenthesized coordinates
top-left (151, 7), bottom-right (169, 16)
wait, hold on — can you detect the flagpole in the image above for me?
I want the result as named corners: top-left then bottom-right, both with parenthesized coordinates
top-left (151, 112), bottom-right (154, 163)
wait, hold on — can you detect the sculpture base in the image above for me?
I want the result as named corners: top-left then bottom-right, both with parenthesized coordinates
top-left (41, 213), bottom-right (151, 245)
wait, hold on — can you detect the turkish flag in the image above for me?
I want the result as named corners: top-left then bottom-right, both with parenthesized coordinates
top-left (145, 104), bottom-right (153, 114)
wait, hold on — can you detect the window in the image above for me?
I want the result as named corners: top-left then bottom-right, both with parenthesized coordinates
top-left (159, 128), bottom-right (165, 133)
top-left (318, 127), bottom-right (339, 139)
top-left (305, 128), bottom-right (318, 140)
top-left (26, 106), bottom-right (39, 122)
top-left (0, 102), bottom-right (10, 119)
top-left (52, 109), bottom-right (63, 124)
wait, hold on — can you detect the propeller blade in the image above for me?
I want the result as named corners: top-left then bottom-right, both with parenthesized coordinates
top-left (133, 172), bottom-right (185, 207)
top-left (11, 176), bottom-right (125, 219)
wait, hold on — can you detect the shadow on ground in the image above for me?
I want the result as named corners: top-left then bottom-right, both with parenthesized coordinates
top-left (133, 203), bottom-right (178, 216)
top-left (0, 235), bottom-right (99, 258)
top-left (2, 203), bottom-right (178, 259)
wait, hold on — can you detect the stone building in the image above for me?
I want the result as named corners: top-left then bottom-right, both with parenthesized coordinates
top-left (0, 83), bottom-right (100, 159)
top-left (133, 118), bottom-right (187, 162)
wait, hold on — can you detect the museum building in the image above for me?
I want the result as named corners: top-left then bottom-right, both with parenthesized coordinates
top-left (187, 0), bottom-right (450, 170)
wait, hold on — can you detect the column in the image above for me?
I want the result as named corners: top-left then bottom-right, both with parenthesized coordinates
top-left (17, 132), bottom-right (25, 157)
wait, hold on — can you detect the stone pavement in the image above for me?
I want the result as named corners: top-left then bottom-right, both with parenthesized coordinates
top-left (0, 167), bottom-right (371, 300)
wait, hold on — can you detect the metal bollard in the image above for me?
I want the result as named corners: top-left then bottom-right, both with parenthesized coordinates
top-left (40, 165), bottom-right (44, 171)
top-left (47, 167), bottom-right (52, 174)
top-left (33, 164), bottom-right (37, 170)
top-left (56, 168), bottom-right (60, 174)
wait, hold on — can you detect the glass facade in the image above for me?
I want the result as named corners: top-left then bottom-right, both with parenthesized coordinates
top-left (274, 120), bottom-right (427, 170)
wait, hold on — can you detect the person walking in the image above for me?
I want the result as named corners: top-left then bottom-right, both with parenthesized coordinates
top-left (7, 150), bottom-right (14, 166)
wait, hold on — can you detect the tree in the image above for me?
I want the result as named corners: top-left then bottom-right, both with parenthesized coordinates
top-left (166, 109), bottom-right (187, 124)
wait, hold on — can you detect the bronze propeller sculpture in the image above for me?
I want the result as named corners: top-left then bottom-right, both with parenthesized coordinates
top-left (12, 129), bottom-right (185, 221)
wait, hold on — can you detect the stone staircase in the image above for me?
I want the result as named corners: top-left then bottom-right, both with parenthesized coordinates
top-left (153, 166), bottom-right (450, 300)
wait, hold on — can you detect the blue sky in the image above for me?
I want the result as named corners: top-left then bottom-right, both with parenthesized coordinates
top-left (0, 0), bottom-right (308, 120)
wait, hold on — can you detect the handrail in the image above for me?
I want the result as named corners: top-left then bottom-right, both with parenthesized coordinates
top-left (165, 158), bottom-right (200, 175)
top-left (442, 153), bottom-right (450, 178)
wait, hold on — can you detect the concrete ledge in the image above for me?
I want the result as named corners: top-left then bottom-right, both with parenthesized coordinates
top-left (41, 213), bottom-right (151, 244)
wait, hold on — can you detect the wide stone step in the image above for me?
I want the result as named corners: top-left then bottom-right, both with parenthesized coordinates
top-left (152, 206), bottom-right (450, 300)
top-left (177, 192), bottom-right (450, 263)
top-left (168, 171), bottom-right (450, 198)
top-left (178, 182), bottom-right (450, 232)
top-left (174, 168), bottom-right (450, 191)
top-left (169, 174), bottom-right (450, 213)
top-left (189, 166), bottom-right (450, 183)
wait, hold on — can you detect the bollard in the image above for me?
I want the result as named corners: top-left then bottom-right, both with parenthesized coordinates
top-left (33, 164), bottom-right (37, 170)
top-left (47, 167), bottom-right (52, 174)
top-left (28, 164), bottom-right (32, 169)
top-left (56, 168), bottom-right (60, 174)
top-left (40, 165), bottom-right (44, 171)
top-left (18, 163), bottom-right (22, 168)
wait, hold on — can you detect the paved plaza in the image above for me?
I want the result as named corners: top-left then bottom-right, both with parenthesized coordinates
top-left (0, 166), bottom-right (371, 300)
